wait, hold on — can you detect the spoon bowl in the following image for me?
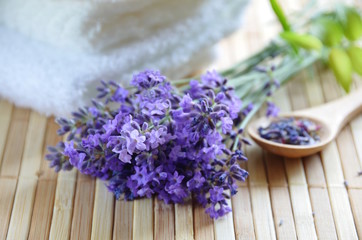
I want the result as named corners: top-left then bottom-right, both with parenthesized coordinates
top-left (248, 114), bottom-right (332, 158)
top-left (248, 88), bottom-right (362, 158)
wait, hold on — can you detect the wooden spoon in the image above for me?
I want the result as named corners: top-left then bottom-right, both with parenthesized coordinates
top-left (248, 88), bottom-right (362, 158)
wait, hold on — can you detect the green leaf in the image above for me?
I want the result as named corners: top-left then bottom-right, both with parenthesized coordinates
top-left (316, 18), bottom-right (344, 47)
top-left (270, 0), bottom-right (291, 31)
top-left (280, 32), bottom-right (323, 51)
top-left (328, 48), bottom-right (353, 92)
top-left (343, 8), bottom-right (362, 41)
top-left (347, 45), bottom-right (362, 76)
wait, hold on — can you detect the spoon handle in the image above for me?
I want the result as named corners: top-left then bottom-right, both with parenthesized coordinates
top-left (296, 88), bottom-right (362, 134)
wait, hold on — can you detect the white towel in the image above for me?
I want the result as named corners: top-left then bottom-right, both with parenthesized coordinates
top-left (0, 0), bottom-right (203, 53)
top-left (0, 0), bottom-right (249, 116)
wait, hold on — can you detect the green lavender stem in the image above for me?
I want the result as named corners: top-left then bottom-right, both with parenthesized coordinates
top-left (237, 51), bottom-right (319, 127)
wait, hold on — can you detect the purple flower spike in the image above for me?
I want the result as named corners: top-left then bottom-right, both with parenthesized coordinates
top-left (131, 69), bottom-right (166, 89)
top-left (266, 101), bottom-right (280, 117)
top-left (180, 94), bottom-right (193, 112)
top-left (64, 141), bottom-right (86, 170)
top-left (221, 117), bottom-right (233, 134)
top-left (201, 70), bottom-right (224, 87)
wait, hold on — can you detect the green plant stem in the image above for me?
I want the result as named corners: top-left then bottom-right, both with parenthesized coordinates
top-left (234, 51), bottom-right (319, 128)
top-left (270, 0), bottom-right (291, 31)
top-left (221, 43), bottom-right (288, 78)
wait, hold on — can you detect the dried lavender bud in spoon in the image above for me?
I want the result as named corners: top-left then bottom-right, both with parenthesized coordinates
top-left (258, 118), bottom-right (321, 145)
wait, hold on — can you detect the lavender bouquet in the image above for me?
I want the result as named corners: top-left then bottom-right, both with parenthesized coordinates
top-left (47, 70), bottom-right (252, 218)
top-left (46, 2), bottom-right (362, 218)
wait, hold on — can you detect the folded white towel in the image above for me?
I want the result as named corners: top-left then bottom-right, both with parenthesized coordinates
top-left (0, 0), bottom-right (249, 116)
top-left (0, 0), bottom-right (209, 53)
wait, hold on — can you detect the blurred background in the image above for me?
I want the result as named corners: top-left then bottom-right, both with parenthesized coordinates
top-left (0, 0), bottom-right (359, 116)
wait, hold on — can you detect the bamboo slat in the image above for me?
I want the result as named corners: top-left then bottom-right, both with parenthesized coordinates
top-left (0, 108), bottom-right (30, 239)
top-left (303, 155), bottom-right (337, 239)
top-left (91, 180), bottom-right (114, 240)
top-left (284, 158), bottom-right (317, 239)
top-left (231, 187), bottom-right (255, 240)
top-left (0, 178), bottom-right (17, 239)
top-left (351, 115), bottom-right (362, 168)
top-left (7, 112), bottom-right (47, 240)
top-left (249, 185), bottom-right (276, 240)
top-left (175, 203), bottom-right (194, 240)
top-left (0, 101), bottom-right (12, 166)
top-left (303, 155), bottom-right (326, 188)
top-left (336, 127), bottom-right (362, 188)
top-left (303, 67), bottom-right (325, 107)
top-left (287, 75), bottom-right (309, 110)
top-left (16, 112), bottom-right (47, 178)
top-left (284, 160), bottom-right (307, 185)
top-left (247, 145), bottom-right (268, 185)
top-left (0, 108), bottom-right (30, 177)
top-left (288, 185), bottom-right (317, 239)
top-left (349, 189), bottom-right (362, 237)
top-left (318, 69), bottom-right (344, 102)
top-left (193, 204), bottom-right (214, 240)
top-left (133, 198), bottom-right (153, 240)
top-left (7, 179), bottom-right (37, 240)
top-left (265, 152), bottom-right (288, 187)
top-left (350, 106), bottom-right (362, 166)
top-left (319, 144), bottom-right (357, 237)
top-left (328, 187), bottom-right (358, 239)
top-left (269, 187), bottom-right (297, 239)
top-left (264, 149), bottom-right (296, 239)
top-left (154, 198), bottom-right (175, 240)
top-left (113, 200), bottom-right (133, 240)
top-left (49, 169), bottom-right (77, 240)
top-left (309, 188), bottom-right (337, 239)
top-left (246, 141), bottom-right (276, 240)
top-left (70, 174), bottom-right (95, 240)
top-left (28, 180), bottom-right (57, 240)
top-left (321, 142), bottom-right (345, 187)
top-left (28, 119), bottom-right (61, 240)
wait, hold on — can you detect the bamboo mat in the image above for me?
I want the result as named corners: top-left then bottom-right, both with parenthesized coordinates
top-left (1, 0), bottom-right (362, 239)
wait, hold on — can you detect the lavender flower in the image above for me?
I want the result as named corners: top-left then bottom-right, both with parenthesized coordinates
top-left (258, 117), bottom-right (321, 145)
top-left (266, 101), bottom-right (280, 117)
top-left (126, 129), bottom-right (146, 154)
top-left (46, 69), bottom-right (250, 219)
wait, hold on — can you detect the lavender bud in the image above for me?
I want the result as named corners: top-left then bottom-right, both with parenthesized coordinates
top-left (131, 121), bottom-right (141, 130)
top-left (142, 122), bottom-right (149, 131)
top-left (254, 66), bottom-right (268, 73)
